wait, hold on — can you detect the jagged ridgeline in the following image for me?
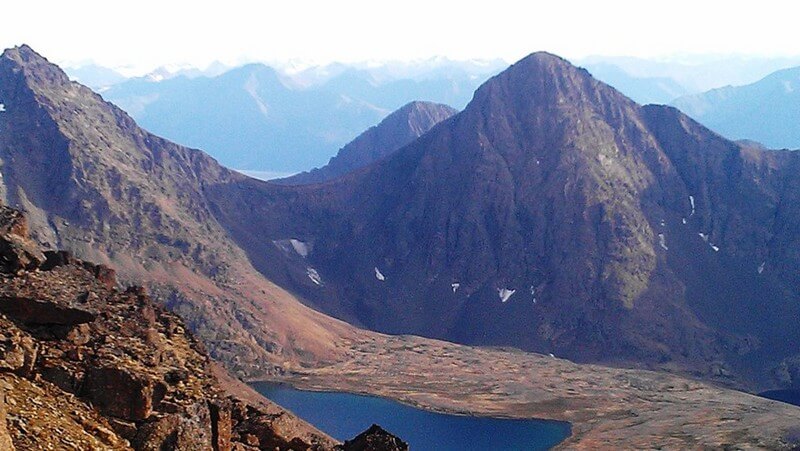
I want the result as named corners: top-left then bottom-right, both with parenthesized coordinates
top-left (0, 202), bottom-right (405, 450)
top-left (0, 44), bottom-right (373, 381)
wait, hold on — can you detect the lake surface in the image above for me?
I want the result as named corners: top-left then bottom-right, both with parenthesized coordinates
top-left (251, 382), bottom-right (571, 450)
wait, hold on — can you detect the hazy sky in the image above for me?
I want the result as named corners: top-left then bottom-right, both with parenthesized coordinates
top-left (2, 1), bottom-right (798, 73)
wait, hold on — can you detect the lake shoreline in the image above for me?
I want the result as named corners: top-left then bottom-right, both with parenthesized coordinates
top-left (249, 376), bottom-right (569, 422)
top-left (250, 380), bottom-right (572, 450)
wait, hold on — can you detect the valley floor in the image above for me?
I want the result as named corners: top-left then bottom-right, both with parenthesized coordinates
top-left (260, 335), bottom-right (800, 449)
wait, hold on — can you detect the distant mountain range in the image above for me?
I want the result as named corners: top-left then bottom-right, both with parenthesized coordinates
top-left (97, 62), bottom-right (499, 173)
top-left (672, 66), bottom-right (800, 149)
top-left (69, 56), bottom-right (800, 177)
top-left (579, 54), bottom-right (800, 93)
top-left (582, 62), bottom-right (688, 104)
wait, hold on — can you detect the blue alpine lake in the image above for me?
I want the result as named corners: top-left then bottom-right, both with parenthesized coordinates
top-left (251, 382), bottom-right (571, 450)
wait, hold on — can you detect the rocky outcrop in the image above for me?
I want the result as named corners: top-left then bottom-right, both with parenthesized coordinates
top-left (0, 202), bottom-right (396, 450)
top-left (336, 425), bottom-right (408, 451)
top-left (0, 206), bottom-right (44, 274)
top-left (0, 389), bottom-right (13, 451)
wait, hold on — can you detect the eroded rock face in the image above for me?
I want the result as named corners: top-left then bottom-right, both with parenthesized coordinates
top-left (0, 201), bottom-right (400, 450)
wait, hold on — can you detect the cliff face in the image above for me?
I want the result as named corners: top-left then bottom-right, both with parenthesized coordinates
top-left (0, 202), bottom-right (342, 450)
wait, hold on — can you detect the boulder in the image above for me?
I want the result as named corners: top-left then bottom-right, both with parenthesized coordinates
top-left (0, 207), bottom-right (44, 274)
top-left (0, 325), bottom-right (38, 377)
top-left (0, 296), bottom-right (95, 326)
top-left (337, 424), bottom-right (408, 451)
top-left (132, 402), bottom-right (214, 450)
top-left (0, 234), bottom-right (45, 273)
top-left (40, 250), bottom-right (79, 270)
top-left (82, 366), bottom-right (167, 421)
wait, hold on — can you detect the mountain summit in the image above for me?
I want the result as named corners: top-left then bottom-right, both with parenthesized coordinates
top-left (213, 51), bottom-right (800, 389)
top-left (279, 100), bottom-right (457, 184)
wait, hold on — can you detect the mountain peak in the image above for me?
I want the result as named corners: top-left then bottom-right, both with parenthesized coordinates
top-left (2, 44), bottom-right (51, 67)
top-left (277, 100), bottom-right (457, 184)
top-left (1, 44), bottom-right (71, 88)
top-left (514, 51), bottom-right (573, 68)
top-left (473, 50), bottom-right (613, 107)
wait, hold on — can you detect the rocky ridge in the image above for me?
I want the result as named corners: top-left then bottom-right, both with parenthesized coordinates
top-left (0, 201), bottom-right (395, 450)
top-left (0, 44), bottom-right (377, 380)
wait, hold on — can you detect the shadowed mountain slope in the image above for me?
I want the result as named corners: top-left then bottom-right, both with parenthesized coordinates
top-left (0, 45), bottom-right (373, 380)
top-left (209, 52), bottom-right (800, 389)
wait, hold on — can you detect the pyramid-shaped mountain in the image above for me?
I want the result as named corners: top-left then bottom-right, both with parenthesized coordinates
top-left (211, 52), bottom-right (800, 388)
top-left (278, 100), bottom-right (457, 184)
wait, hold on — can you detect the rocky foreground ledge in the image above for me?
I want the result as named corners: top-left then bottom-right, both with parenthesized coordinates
top-left (0, 203), bottom-right (404, 450)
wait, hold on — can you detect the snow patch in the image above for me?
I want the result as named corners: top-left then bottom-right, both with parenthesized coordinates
top-left (548, 353), bottom-right (556, 358)
top-left (682, 218), bottom-right (687, 225)
top-left (758, 262), bottom-right (766, 274)
top-left (698, 233), bottom-right (709, 242)
top-left (451, 283), bottom-right (460, 293)
top-left (658, 233), bottom-right (668, 250)
top-left (660, 219), bottom-right (666, 227)
top-left (289, 239), bottom-right (311, 258)
top-left (689, 196), bottom-right (696, 216)
top-left (306, 267), bottom-right (322, 285)
top-left (711, 244), bottom-right (720, 252)
top-left (0, 103), bottom-right (5, 112)
top-left (374, 267), bottom-right (386, 281)
top-left (273, 238), bottom-right (313, 258)
top-left (784, 80), bottom-right (795, 93)
top-left (498, 288), bottom-right (516, 303)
